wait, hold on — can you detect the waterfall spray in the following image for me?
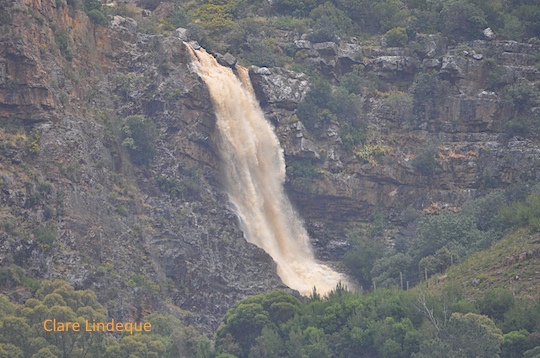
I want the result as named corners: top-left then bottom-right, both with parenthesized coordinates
top-left (187, 46), bottom-right (348, 295)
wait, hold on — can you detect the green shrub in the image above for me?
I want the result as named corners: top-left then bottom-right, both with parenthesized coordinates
top-left (167, 5), bottom-right (190, 28)
top-left (440, 0), bottom-right (487, 41)
top-left (498, 193), bottom-right (540, 232)
top-left (272, 0), bottom-right (306, 16)
top-left (309, 2), bottom-right (352, 37)
top-left (384, 27), bottom-right (408, 47)
top-left (412, 72), bottom-right (450, 119)
top-left (242, 37), bottom-right (283, 67)
top-left (0, 0), bottom-right (13, 26)
top-left (478, 288), bottom-right (515, 321)
top-left (298, 76), bottom-right (364, 147)
top-left (157, 175), bottom-right (185, 198)
top-left (339, 65), bottom-right (365, 95)
top-left (54, 30), bottom-right (73, 61)
top-left (33, 227), bottom-right (56, 250)
top-left (506, 83), bottom-right (539, 111)
top-left (503, 116), bottom-right (540, 138)
top-left (307, 15), bottom-right (339, 43)
top-left (87, 9), bottom-right (107, 26)
top-left (121, 115), bottom-right (157, 166)
top-left (285, 157), bottom-right (319, 178)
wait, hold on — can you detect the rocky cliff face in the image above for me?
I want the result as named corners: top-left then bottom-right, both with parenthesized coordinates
top-left (0, 0), bottom-right (285, 332)
top-left (1, 0), bottom-right (540, 332)
top-left (249, 36), bottom-right (540, 259)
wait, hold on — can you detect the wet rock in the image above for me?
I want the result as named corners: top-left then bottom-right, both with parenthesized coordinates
top-left (216, 53), bottom-right (237, 68)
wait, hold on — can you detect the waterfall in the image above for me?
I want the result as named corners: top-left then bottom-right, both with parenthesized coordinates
top-left (187, 46), bottom-right (348, 295)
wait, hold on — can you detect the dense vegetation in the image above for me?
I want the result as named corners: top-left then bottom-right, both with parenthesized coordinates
top-left (115, 0), bottom-right (540, 56)
top-left (2, 181), bottom-right (540, 357)
top-left (344, 182), bottom-right (540, 291)
top-left (2, 0), bottom-right (540, 355)
top-left (212, 285), bottom-right (540, 358)
top-left (0, 280), bottom-right (214, 358)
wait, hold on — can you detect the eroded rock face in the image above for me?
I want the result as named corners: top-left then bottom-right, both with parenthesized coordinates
top-left (0, 0), bottom-right (285, 333)
top-left (251, 37), bottom-right (540, 260)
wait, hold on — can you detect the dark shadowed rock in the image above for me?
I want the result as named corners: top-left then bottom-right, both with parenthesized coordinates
top-left (216, 52), bottom-right (237, 68)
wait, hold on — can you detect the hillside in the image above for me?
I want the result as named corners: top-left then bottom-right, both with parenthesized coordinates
top-left (426, 229), bottom-right (540, 300)
top-left (0, 0), bottom-right (540, 355)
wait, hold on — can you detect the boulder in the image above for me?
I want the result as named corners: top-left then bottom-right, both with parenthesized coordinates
top-left (176, 27), bottom-right (188, 41)
top-left (423, 58), bottom-right (441, 69)
top-left (313, 42), bottom-right (339, 56)
top-left (373, 56), bottom-right (418, 73)
top-left (215, 53), bottom-right (237, 68)
top-left (295, 40), bottom-right (312, 50)
top-left (483, 27), bottom-right (496, 40)
top-left (338, 43), bottom-right (362, 69)
top-left (440, 55), bottom-right (467, 78)
top-left (249, 66), bottom-right (309, 110)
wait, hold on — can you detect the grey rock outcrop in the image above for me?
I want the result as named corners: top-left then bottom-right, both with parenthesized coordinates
top-left (216, 52), bottom-right (237, 68)
top-left (249, 66), bottom-right (310, 109)
top-left (373, 56), bottom-right (418, 73)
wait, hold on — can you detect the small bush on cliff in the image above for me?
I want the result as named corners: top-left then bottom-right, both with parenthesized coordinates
top-left (498, 192), bottom-right (540, 232)
top-left (87, 8), bottom-right (107, 26)
top-left (121, 115), bottom-right (157, 166)
top-left (440, 0), bottom-right (487, 41)
top-left (54, 30), bottom-right (73, 61)
top-left (297, 76), bottom-right (364, 150)
top-left (384, 27), bottom-right (408, 47)
top-left (506, 83), bottom-right (539, 111)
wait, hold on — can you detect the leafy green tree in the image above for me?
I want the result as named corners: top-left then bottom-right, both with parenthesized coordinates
top-left (309, 1), bottom-right (352, 36)
top-left (0, 280), bottom-right (108, 358)
top-left (384, 27), bottom-right (408, 47)
top-left (501, 329), bottom-right (534, 358)
top-left (248, 327), bottom-right (283, 358)
top-left (0, 344), bottom-right (23, 358)
top-left (215, 292), bottom-right (301, 357)
top-left (303, 326), bottom-right (330, 358)
top-left (371, 252), bottom-right (413, 288)
top-left (343, 230), bottom-right (385, 289)
top-left (478, 288), bottom-right (515, 322)
top-left (440, 0), bottom-right (487, 41)
top-left (414, 313), bottom-right (503, 358)
top-left (524, 346), bottom-right (540, 358)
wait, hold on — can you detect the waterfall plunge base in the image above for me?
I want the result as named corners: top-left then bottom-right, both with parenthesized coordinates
top-left (188, 47), bottom-right (349, 295)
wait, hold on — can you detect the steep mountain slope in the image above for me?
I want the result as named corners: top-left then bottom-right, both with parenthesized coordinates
top-left (1, 0), bottom-right (540, 333)
top-left (0, 0), bottom-right (285, 332)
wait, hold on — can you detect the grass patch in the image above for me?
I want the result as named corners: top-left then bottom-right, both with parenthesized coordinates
top-left (424, 229), bottom-right (540, 300)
